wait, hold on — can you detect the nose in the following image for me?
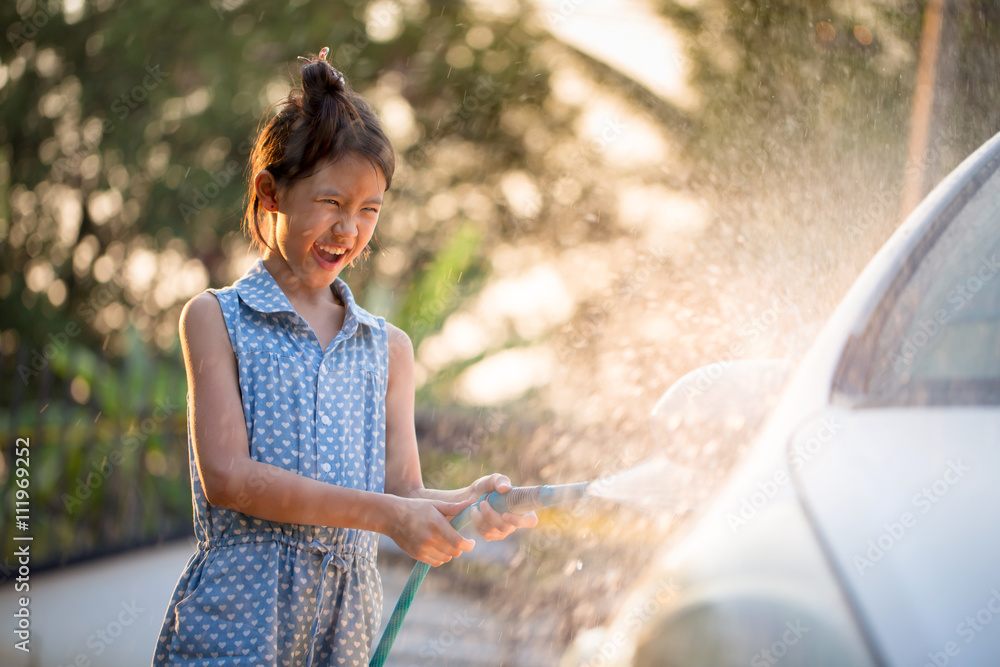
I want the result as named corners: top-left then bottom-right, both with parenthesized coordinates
top-left (330, 211), bottom-right (358, 239)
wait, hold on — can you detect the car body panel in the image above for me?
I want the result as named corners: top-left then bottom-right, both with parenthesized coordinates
top-left (793, 408), bottom-right (1000, 667)
top-left (564, 131), bottom-right (1000, 666)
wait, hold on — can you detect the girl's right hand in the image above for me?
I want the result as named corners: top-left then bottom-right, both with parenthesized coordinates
top-left (386, 496), bottom-right (476, 567)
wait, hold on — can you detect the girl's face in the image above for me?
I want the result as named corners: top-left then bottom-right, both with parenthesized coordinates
top-left (259, 152), bottom-right (385, 289)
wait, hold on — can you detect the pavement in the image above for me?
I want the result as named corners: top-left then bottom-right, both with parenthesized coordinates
top-left (0, 535), bottom-right (564, 667)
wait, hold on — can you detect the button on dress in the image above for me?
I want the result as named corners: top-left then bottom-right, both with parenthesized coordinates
top-left (153, 258), bottom-right (388, 666)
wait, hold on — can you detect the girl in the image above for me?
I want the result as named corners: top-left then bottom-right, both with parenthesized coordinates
top-left (152, 48), bottom-right (536, 666)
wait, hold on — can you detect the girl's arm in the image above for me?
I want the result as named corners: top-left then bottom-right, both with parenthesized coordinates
top-left (180, 292), bottom-right (474, 567)
top-left (383, 324), bottom-right (538, 541)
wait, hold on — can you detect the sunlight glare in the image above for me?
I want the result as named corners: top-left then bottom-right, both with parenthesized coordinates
top-left (456, 345), bottom-right (555, 405)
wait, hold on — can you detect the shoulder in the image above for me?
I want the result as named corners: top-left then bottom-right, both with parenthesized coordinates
top-left (179, 292), bottom-right (232, 356)
top-left (386, 322), bottom-right (413, 359)
top-left (180, 291), bottom-right (223, 332)
top-left (385, 322), bottom-right (414, 384)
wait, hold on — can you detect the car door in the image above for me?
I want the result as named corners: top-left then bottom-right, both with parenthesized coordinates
top-left (791, 139), bottom-right (1000, 667)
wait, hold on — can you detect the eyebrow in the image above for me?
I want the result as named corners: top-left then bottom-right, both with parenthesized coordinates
top-left (315, 190), bottom-right (383, 206)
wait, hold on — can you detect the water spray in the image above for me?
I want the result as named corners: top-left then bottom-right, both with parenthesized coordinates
top-left (369, 482), bottom-right (591, 666)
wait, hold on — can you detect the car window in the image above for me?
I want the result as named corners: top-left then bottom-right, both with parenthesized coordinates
top-left (865, 162), bottom-right (1000, 406)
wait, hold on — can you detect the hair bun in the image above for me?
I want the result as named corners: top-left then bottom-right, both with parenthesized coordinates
top-left (299, 47), bottom-right (346, 96)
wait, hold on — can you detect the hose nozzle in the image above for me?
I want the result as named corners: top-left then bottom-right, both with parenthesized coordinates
top-left (452, 482), bottom-right (590, 531)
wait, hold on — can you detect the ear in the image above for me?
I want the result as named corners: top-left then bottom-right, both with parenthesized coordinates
top-left (254, 170), bottom-right (280, 212)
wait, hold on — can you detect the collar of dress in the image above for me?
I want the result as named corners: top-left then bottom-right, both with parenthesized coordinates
top-left (234, 258), bottom-right (383, 334)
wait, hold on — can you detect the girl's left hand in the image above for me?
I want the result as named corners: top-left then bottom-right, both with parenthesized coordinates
top-left (466, 474), bottom-right (539, 541)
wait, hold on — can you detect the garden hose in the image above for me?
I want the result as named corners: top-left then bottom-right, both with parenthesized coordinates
top-left (369, 482), bottom-right (590, 666)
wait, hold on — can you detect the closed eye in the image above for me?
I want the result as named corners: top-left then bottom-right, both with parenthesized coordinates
top-left (319, 198), bottom-right (378, 214)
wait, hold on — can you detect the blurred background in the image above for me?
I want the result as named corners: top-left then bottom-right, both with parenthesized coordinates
top-left (1, 0), bottom-right (998, 663)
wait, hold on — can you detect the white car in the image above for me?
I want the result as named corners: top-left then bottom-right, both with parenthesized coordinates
top-left (565, 130), bottom-right (1000, 667)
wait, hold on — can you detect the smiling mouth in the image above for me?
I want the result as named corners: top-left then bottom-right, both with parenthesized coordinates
top-left (313, 243), bottom-right (349, 267)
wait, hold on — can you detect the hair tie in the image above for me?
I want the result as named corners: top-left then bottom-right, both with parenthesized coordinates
top-left (298, 46), bottom-right (345, 87)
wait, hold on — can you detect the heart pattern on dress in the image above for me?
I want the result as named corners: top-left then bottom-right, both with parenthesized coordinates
top-left (152, 259), bottom-right (388, 666)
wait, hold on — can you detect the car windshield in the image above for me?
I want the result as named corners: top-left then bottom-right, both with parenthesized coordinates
top-left (865, 160), bottom-right (1000, 406)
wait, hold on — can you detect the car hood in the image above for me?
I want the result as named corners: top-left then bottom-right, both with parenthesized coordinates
top-left (792, 407), bottom-right (1000, 667)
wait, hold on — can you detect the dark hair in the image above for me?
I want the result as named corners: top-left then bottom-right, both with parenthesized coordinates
top-left (242, 52), bottom-right (396, 255)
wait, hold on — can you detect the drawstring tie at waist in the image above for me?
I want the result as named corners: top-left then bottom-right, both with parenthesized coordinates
top-left (306, 539), bottom-right (351, 667)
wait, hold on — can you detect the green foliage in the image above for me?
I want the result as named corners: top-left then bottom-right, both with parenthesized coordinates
top-left (0, 323), bottom-right (188, 568)
top-left (398, 221), bottom-right (483, 344)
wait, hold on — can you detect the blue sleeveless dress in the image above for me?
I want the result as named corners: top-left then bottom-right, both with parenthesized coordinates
top-left (152, 258), bottom-right (388, 666)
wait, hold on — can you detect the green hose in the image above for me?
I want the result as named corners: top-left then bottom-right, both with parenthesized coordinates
top-left (369, 483), bottom-right (589, 666)
top-left (368, 507), bottom-right (473, 667)
top-left (368, 561), bottom-right (431, 667)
